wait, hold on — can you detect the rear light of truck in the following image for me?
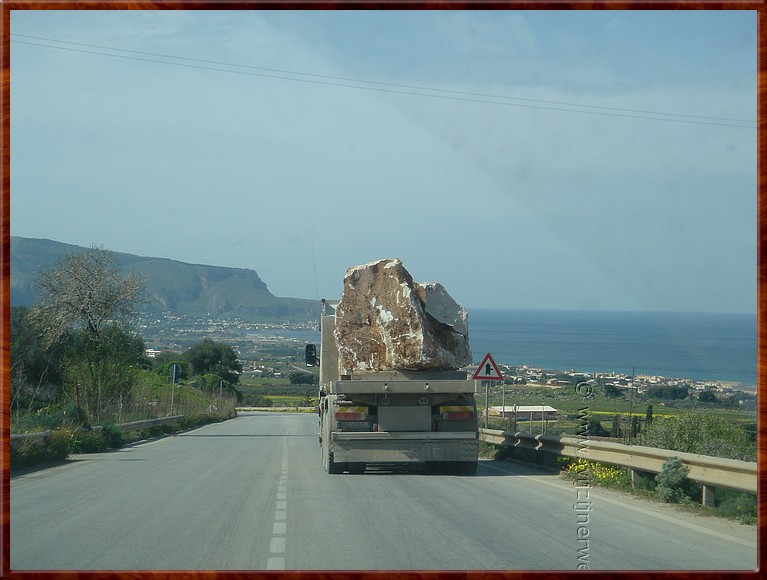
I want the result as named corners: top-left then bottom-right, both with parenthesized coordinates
top-left (440, 405), bottom-right (474, 421)
top-left (443, 412), bottom-right (473, 420)
top-left (335, 406), bottom-right (368, 421)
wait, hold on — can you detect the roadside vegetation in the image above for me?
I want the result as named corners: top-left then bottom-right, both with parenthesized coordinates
top-left (482, 382), bottom-right (756, 459)
top-left (483, 381), bottom-right (757, 526)
top-left (557, 455), bottom-right (756, 525)
top-left (237, 367), bottom-right (316, 408)
top-left (10, 247), bottom-right (239, 469)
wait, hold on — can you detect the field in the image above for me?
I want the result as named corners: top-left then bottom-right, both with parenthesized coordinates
top-left (480, 383), bottom-right (757, 436)
top-left (237, 373), bottom-right (316, 408)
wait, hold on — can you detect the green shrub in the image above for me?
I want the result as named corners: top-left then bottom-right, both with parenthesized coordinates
top-left (11, 402), bottom-right (89, 433)
top-left (11, 438), bottom-right (45, 468)
top-left (633, 472), bottom-right (657, 493)
top-left (716, 490), bottom-right (757, 524)
top-left (101, 424), bottom-right (124, 449)
top-left (492, 445), bottom-right (516, 461)
top-left (655, 457), bottom-right (690, 502)
top-left (181, 415), bottom-right (199, 429)
top-left (144, 426), bottom-right (166, 438)
top-left (741, 422), bottom-right (757, 443)
top-left (10, 445), bottom-right (28, 468)
top-left (45, 429), bottom-right (72, 460)
top-left (10, 429), bottom-right (72, 469)
top-left (239, 392), bottom-right (273, 407)
top-left (70, 429), bottom-right (107, 453)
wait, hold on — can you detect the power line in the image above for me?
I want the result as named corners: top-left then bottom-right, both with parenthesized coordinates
top-left (11, 33), bottom-right (756, 129)
top-left (13, 33), bottom-right (750, 124)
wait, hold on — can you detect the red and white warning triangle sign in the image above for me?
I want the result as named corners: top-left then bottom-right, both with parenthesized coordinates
top-left (472, 352), bottom-right (504, 381)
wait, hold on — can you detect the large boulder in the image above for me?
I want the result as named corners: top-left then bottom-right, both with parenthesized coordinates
top-left (334, 259), bottom-right (471, 373)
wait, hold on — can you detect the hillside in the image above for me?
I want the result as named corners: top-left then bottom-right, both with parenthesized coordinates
top-left (9, 237), bottom-right (318, 322)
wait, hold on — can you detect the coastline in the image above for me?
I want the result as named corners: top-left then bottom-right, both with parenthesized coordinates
top-left (468, 308), bottom-right (757, 388)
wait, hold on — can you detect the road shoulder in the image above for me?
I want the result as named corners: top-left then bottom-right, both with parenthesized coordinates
top-left (480, 458), bottom-right (757, 547)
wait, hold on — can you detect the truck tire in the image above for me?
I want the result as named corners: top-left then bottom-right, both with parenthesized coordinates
top-left (456, 461), bottom-right (478, 475)
top-left (347, 462), bottom-right (365, 474)
top-left (326, 451), bottom-right (343, 474)
top-left (429, 461), bottom-right (452, 474)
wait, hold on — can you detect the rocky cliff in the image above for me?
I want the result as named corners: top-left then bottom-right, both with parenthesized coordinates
top-left (10, 237), bottom-right (317, 322)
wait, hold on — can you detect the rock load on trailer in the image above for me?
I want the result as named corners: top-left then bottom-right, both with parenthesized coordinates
top-left (334, 258), bottom-right (472, 374)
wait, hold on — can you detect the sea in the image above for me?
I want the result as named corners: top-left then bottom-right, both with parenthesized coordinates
top-left (469, 309), bottom-right (757, 386)
top-left (265, 309), bottom-right (757, 387)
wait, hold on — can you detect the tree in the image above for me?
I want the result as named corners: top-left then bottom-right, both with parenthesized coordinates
top-left (184, 339), bottom-right (242, 384)
top-left (289, 370), bottom-right (315, 385)
top-left (194, 373), bottom-right (242, 404)
top-left (10, 306), bottom-right (66, 415)
top-left (62, 327), bottom-right (146, 423)
top-left (649, 385), bottom-right (689, 400)
top-left (587, 416), bottom-right (610, 437)
top-left (29, 245), bottom-right (145, 348)
top-left (698, 390), bottom-right (719, 404)
top-left (645, 404), bottom-right (654, 426)
top-left (156, 359), bottom-right (188, 381)
top-left (27, 246), bottom-right (147, 424)
top-left (152, 351), bottom-right (185, 371)
top-left (610, 414), bottom-right (622, 438)
top-left (603, 384), bottom-right (623, 398)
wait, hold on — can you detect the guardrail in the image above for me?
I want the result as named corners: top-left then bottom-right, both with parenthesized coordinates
top-left (10, 415), bottom-right (186, 448)
top-left (479, 428), bottom-right (757, 507)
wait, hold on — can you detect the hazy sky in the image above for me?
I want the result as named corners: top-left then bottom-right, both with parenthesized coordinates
top-left (10, 10), bottom-right (756, 313)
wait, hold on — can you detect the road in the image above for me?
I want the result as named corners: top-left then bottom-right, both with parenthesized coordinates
top-left (11, 412), bottom-right (757, 571)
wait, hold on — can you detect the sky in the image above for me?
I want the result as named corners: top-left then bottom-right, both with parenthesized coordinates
top-left (9, 10), bottom-right (757, 314)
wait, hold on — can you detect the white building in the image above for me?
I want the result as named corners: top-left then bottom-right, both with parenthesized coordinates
top-left (490, 405), bottom-right (557, 420)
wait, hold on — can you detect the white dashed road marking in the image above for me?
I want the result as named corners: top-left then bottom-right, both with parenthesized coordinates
top-left (267, 437), bottom-right (289, 570)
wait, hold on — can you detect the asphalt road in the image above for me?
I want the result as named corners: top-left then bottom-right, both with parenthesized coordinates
top-left (11, 412), bottom-right (757, 571)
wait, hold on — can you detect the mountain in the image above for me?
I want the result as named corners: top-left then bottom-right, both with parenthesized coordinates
top-left (9, 237), bottom-right (319, 322)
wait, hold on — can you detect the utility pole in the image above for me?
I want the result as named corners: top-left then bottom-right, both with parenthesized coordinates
top-left (502, 382), bottom-right (505, 420)
top-left (168, 364), bottom-right (181, 416)
top-left (627, 365), bottom-right (636, 445)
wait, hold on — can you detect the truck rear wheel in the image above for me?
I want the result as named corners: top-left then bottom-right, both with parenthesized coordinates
top-left (326, 451), bottom-right (343, 474)
top-left (456, 461), bottom-right (478, 475)
top-left (428, 461), bottom-right (453, 474)
top-left (347, 462), bottom-right (365, 474)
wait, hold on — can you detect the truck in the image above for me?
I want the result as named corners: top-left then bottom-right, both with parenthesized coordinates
top-left (306, 299), bottom-right (479, 475)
